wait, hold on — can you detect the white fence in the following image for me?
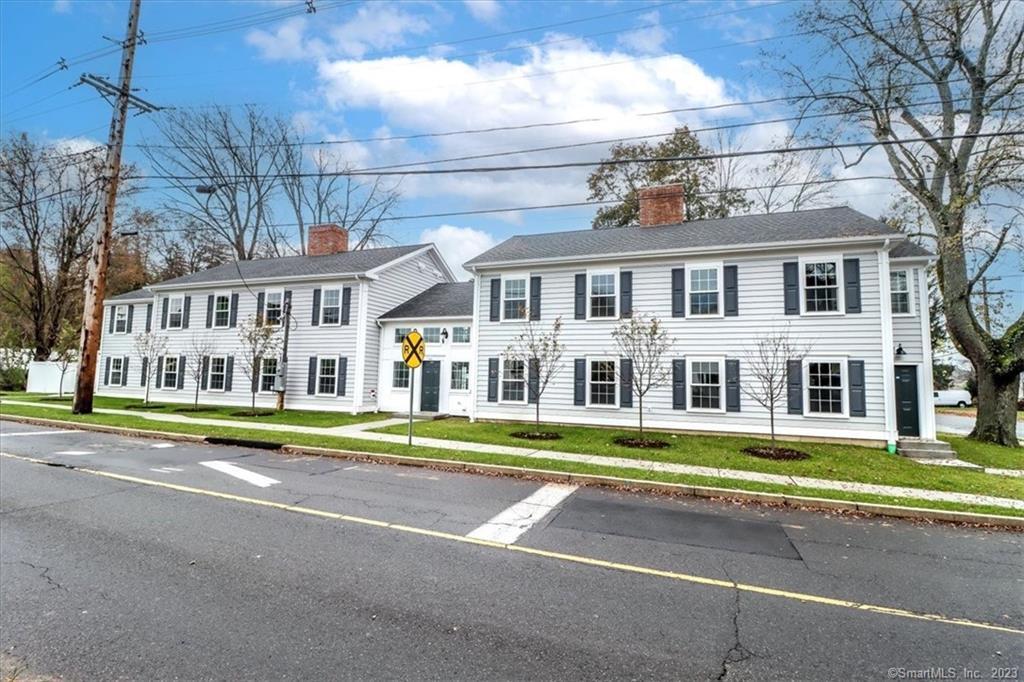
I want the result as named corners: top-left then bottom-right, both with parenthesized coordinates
top-left (26, 361), bottom-right (77, 395)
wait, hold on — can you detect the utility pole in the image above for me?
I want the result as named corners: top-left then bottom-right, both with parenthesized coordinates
top-left (73, 0), bottom-right (143, 414)
top-left (978, 276), bottom-right (1005, 333)
top-left (275, 297), bottom-right (291, 412)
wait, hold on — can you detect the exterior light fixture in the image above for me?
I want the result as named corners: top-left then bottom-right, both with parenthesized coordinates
top-left (441, 328), bottom-right (449, 343)
top-left (895, 344), bottom-right (906, 355)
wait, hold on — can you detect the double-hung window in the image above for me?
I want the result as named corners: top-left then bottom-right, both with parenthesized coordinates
top-left (265, 290), bottom-right (283, 325)
top-left (321, 289), bottom-right (341, 325)
top-left (890, 270), bottom-right (912, 315)
top-left (213, 293), bottom-right (231, 328)
top-left (168, 297), bottom-right (184, 329)
top-left (806, 360), bottom-right (844, 415)
top-left (317, 357), bottom-right (337, 395)
top-left (452, 326), bottom-right (470, 344)
top-left (109, 357), bottom-right (124, 385)
top-left (501, 359), bottom-right (525, 402)
top-left (392, 361), bottom-right (410, 389)
top-left (208, 356), bottom-right (226, 391)
top-left (589, 271), bottom-right (617, 319)
top-left (689, 358), bottom-right (723, 411)
top-left (393, 327), bottom-right (412, 344)
top-left (802, 259), bottom-right (842, 313)
top-left (163, 355), bottom-right (178, 388)
top-left (588, 359), bottom-right (617, 406)
top-left (114, 305), bottom-right (128, 333)
top-left (423, 327), bottom-right (442, 344)
top-left (451, 361), bottom-right (470, 391)
top-left (260, 357), bottom-right (277, 392)
top-left (688, 264), bottom-right (722, 316)
top-left (503, 278), bottom-right (527, 320)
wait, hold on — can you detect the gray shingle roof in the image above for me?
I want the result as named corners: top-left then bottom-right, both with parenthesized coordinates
top-left (464, 206), bottom-right (909, 268)
top-left (149, 244), bottom-right (427, 289)
top-left (890, 240), bottom-right (934, 259)
top-left (380, 282), bottom-right (474, 319)
top-left (106, 287), bottom-right (153, 303)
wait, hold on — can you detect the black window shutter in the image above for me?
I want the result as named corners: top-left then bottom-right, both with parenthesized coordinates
top-left (126, 305), bottom-right (134, 332)
top-left (724, 265), bottom-right (739, 317)
top-left (787, 359), bottom-right (803, 414)
top-left (783, 262), bottom-right (799, 315)
top-left (573, 358), bottom-right (586, 405)
top-left (104, 356), bottom-right (111, 386)
top-left (487, 358), bottom-right (499, 402)
top-left (529, 276), bottom-right (541, 321)
top-left (340, 287), bottom-right (351, 325)
top-left (205, 295), bottom-right (214, 328)
top-left (619, 271), bottom-right (632, 318)
top-left (201, 356), bottom-right (209, 390)
top-left (108, 307), bottom-right (115, 333)
top-left (155, 357), bottom-right (163, 388)
top-left (671, 267), bottom-right (686, 317)
top-left (256, 292), bottom-right (265, 324)
top-left (619, 358), bottom-right (633, 407)
top-left (122, 357), bottom-right (129, 386)
top-left (337, 356), bottom-right (347, 396)
top-left (145, 303), bottom-right (152, 332)
top-left (311, 289), bottom-right (321, 326)
top-left (182, 296), bottom-right (191, 329)
top-left (574, 274), bottom-right (586, 320)
top-left (307, 357), bottom-right (317, 394)
top-left (527, 358), bottom-right (539, 404)
top-left (141, 356), bottom-right (148, 387)
top-left (229, 293), bottom-right (239, 327)
top-left (848, 359), bottom-right (866, 417)
top-left (672, 359), bottom-right (686, 410)
top-left (225, 356), bottom-right (233, 392)
top-left (725, 359), bottom-right (740, 412)
top-left (844, 258), bottom-right (861, 313)
top-left (160, 298), bottom-right (168, 329)
top-left (177, 356), bottom-right (186, 389)
top-left (489, 278), bottom-right (500, 322)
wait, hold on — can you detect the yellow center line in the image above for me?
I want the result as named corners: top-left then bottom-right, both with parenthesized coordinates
top-left (3, 451), bottom-right (1021, 637)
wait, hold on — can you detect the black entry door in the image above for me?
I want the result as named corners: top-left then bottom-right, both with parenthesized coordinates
top-left (894, 365), bottom-right (920, 437)
top-left (420, 361), bottom-right (441, 412)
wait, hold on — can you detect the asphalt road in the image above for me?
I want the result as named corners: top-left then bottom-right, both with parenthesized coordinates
top-left (935, 411), bottom-right (1024, 438)
top-left (1, 419), bottom-right (1022, 680)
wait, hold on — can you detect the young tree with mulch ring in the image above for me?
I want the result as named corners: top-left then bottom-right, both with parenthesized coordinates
top-left (740, 326), bottom-right (811, 461)
top-left (612, 313), bottom-right (673, 448)
top-left (237, 315), bottom-right (281, 416)
top-left (132, 331), bottom-right (168, 407)
top-left (185, 333), bottom-right (217, 411)
top-left (503, 313), bottom-right (564, 439)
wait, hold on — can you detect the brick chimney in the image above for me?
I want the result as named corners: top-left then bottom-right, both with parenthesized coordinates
top-left (637, 184), bottom-right (686, 227)
top-left (308, 224), bottom-right (349, 256)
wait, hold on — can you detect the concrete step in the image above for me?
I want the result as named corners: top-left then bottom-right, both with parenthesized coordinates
top-left (897, 439), bottom-right (956, 459)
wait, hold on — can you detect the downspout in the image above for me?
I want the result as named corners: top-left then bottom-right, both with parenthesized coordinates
top-left (917, 265), bottom-right (938, 439)
top-left (877, 240), bottom-right (898, 452)
top-left (468, 266), bottom-right (482, 423)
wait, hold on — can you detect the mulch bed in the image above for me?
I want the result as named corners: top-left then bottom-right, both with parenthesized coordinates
top-left (41, 396), bottom-right (73, 402)
top-left (125, 403), bottom-right (166, 410)
top-left (511, 431), bottom-right (563, 441)
top-left (613, 436), bottom-right (670, 449)
top-left (742, 445), bottom-right (810, 461)
top-left (229, 410), bottom-right (277, 418)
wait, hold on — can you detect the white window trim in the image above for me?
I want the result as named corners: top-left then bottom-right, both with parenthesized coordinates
top-left (498, 357), bottom-right (527, 405)
top-left (315, 355), bottom-right (338, 396)
top-left (113, 305), bottom-right (128, 334)
top-left (212, 291), bottom-right (232, 329)
top-left (109, 356), bottom-right (124, 385)
top-left (803, 356), bottom-right (849, 419)
top-left (423, 326), bottom-right (443, 344)
top-left (391, 361), bottom-right (411, 391)
top-left (500, 274), bottom-right (529, 322)
top-left (161, 354), bottom-right (179, 390)
top-left (167, 296), bottom-right (185, 330)
top-left (263, 288), bottom-right (285, 326)
top-left (450, 361), bottom-right (471, 393)
top-left (258, 357), bottom-right (278, 394)
top-left (685, 261), bottom-right (724, 318)
top-left (585, 356), bottom-right (618, 409)
top-left (586, 267), bottom-right (619, 321)
top-left (451, 326), bottom-right (471, 344)
top-left (207, 354), bottom-right (228, 392)
top-left (686, 355), bottom-right (726, 413)
top-left (320, 288), bottom-right (342, 327)
top-left (889, 268), bottom-right (916, 317)
top-left (798, 254), bottom-right (845, 317)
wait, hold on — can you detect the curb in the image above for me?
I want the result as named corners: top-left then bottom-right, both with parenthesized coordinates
top-left (4, 413), bottom-right (1023, 529)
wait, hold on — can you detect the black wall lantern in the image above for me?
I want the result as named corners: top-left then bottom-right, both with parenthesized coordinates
top-left (440, 328), bottom-right (449, 344)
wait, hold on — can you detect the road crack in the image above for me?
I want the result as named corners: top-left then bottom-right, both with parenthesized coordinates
top-left (715, 562), bottom-right (756, 680)
top-left (14, 560), bottom-right (68, 593)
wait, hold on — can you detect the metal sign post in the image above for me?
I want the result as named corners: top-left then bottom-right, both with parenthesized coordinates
top-left (401, 330), bottom-right (426, 447)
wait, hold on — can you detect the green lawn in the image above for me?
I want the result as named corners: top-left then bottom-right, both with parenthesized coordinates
top-left (372, 418), bottom-right (1024, 502)
top-left (945, 434), bottom-right (1024, 470)
top-left (1, 401), bottom-right (1021, 519)
top-left (0, 392), bottom-right (388, 428)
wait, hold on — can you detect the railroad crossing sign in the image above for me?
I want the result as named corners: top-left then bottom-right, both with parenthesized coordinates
top-left (401, 330), bottom-right (426, 369)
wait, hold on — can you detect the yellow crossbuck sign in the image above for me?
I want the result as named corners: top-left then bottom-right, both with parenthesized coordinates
top-left (401, 331), bottom-right (426, 369)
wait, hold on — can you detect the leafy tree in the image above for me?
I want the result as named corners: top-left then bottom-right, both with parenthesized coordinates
top-left (932, 363), bottom-right (955, 391)
top-left (586, 127), bottom-right (750, 228)
top-left (612, 314), bottom-right (673, 435)
top-left (502, 314), bottom-right (564, 434)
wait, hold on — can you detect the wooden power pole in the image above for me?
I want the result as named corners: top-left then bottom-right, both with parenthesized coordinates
top-left (72, 0), bottom-right (143, 414)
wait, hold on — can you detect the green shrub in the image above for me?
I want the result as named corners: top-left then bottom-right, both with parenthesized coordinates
top-left (0, 366), bottom-right (27, 391)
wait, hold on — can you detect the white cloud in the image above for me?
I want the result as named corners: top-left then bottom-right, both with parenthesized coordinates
top-left (52, 0), bottom-right (71, 13)
top-left (464, 0), bottom-right (501, 24)
top-left (616, 12), bottom-right (670, 55)
top-left (420, 224), bottom-right (497, 279)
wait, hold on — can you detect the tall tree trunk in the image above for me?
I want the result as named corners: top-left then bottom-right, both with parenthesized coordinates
top-left (971, 368), bottom-right (1020, 447)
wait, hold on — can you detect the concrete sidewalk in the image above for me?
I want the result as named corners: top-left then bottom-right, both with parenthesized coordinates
top-left (3, 398), bottom-right (1022, 511)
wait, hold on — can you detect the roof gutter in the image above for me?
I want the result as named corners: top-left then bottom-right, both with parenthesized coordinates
top-left (147, 271), bottom-right (378, 292)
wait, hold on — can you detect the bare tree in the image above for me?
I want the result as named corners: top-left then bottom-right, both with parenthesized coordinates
top-left (748, 132), bottom-right (837, 213)
top-left (780, 0), bottom-right (1024, 445)
top-left (740, 327), bottom-right (811, 447)
top-left (612, 314), bottom-right (674, 435)
top-left (185, 333), bottom-right (217, 410)
top-left (53, 321), bottom-right (79, 398)
top-left (133, 330), bottom-right (168, 406)
top-left (236, 314), bottom-right (281, 414)
top-left (502, 314), bottom-right (564, 434)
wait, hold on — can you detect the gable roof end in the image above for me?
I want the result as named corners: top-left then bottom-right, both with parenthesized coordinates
top-left (380, 282), bottom-right (474, 320)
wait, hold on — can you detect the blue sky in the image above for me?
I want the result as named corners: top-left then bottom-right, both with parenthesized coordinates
top-left (1, 0), bottom-right (1020, 317)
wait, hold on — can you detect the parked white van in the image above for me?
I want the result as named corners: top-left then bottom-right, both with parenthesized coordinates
top-left (933, 390), bottom-right (973, 407)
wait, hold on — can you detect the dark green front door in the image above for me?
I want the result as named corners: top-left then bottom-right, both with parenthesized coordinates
top-left (894, 365), bottom-right (920, 437)
top-left (421, 361), bottom-right (440, 412)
